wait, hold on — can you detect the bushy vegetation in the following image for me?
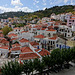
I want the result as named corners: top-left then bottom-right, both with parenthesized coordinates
top-left (1, 47), bottom-right (75, 75)
top-left (2, 26), bottom-right (12, 35)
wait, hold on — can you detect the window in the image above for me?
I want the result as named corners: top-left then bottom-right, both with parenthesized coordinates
top-left (57, 44), bottom-right (58, 47)
top-left (69, 23), bottom-right (71, 24)
top-left (53, 41), bottom-right (54, 44)
top-left (73, 20), bottom-right (74, 22)
top-left (49, 41), bottom-right (50, 43)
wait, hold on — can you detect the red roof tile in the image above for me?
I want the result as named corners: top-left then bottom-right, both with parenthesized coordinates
top-left (11, 47), bottom-right (20, 51)
top-left (49, 37), bottom-right (57, 40)
top-left (0, 46), bottom-right (9, 49)
top-left (12, 43), bottom-right (21, 47)
top-left (19, 38), bottom-right (29, 43)
top-left (38, 48), bottom-right (50, 56)
top-left (8, 33), bottom-right (17, 38)
top-left (46, 29), bottom-right (56, 31)
top-left (30, 42), bottom-right (39, 46)
top-left (21, 47), bottom-right (33, 53)
top-left (19, 53), bottom-right (40, 60)
top-left (34, 35), bottom-right (45, 38)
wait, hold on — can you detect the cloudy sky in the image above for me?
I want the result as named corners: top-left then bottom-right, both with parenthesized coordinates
top-left (0, 0), bottom-right (75, 13)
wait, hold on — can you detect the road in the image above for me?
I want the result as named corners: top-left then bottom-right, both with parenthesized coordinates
top-left (50, 66), bottom-right (75, 75)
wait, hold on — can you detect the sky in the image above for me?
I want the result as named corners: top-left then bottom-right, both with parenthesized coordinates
top-left (0, 0), bottom-right (74, 13)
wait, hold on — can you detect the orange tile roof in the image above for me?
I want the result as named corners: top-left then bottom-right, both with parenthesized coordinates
top-left (11, 38), bottom-right (18, 41)
top-left (21, 47), bottom-right (33, 53)
top-left (0, 46), bottom-right (9, 49)
top-left (70, 18), bottom-right (75, 20)
top-left (8, 33), bottom-right (17, 38)
top-left (41, 28), bottom-right (46, 30)
top-left (19, 38), bottom-right (29, 43)
top-left (21, 31), bottom-right (28, 33)
top-left (0, 33), bottom-right (4, 37)
top-left (38, 48), bottom-right (50, 56)
top-left (0, 39), bottom-right (9, 44)
top-left (49, 37), bottom-right (57, 40)
top-left (48, 26), bottom-right (53, 29)
top-left (14, 27), bottom-right (20, 30)
top-left (0, 30), bottom-right (3, 32)
top-left (12, 43), bottom-right (21, 47)
top-left (19, 53), bottom-right (40, 60)
top-left (11, 47), bottom-right (21, 51)
top-left (46, 29), bottom-right (56, 31)
top-left (30, 42), bottom-right (39, 46)
top-left (34, 34), bottom-right (45, 38)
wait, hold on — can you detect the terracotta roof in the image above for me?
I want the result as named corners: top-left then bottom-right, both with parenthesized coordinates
top-left (0, 33), bottom-right (4, 37)
top-left (19, 38), bottom-right (29, 43)
top-left (34, 35), bottom-right (45, 38)
top-left (41, 28), bottom-right (46, 30)
top-left (0, 30), bottom-right (3, 32)
top-left (19, 53), bottom-right (40, 60)
top-left (11, 38), bottom-right (18, 41)
top-left (48, 26), bottom-right (53, 29)
top-left (0, 46), bottom-right (9, 49)
top-left (46, 29), bottom-right (56, 31)
top-left (8, 33), bottom-right (17, 38)
top-left (0, 39), bottom-right (9, 44)
top-left (49, 37), bottom-right (57, 40)
top-left (14, 27), bottom-right (20, 30)
top-left (21, 31), bottom-right (28, 33)
top-left (12, 43), bottom-right (21, 47)
top-left (70, 18), bottom-right (75, 20)
top-left (21, 47), bottom-right (33, 53)
top-left (11, 47), bottom-right (21, 51)
top-left (30, 42), bottom-right (39, 46)
top-left (38, 48), bottom-right (50, 56)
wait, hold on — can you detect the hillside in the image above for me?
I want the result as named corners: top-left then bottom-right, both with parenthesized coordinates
top-left (0, 11), bottom-right (29, 19)
top-left (0, 5), bottom-right (74, 19)
top-left (32, 5), bottom-right (74, 18)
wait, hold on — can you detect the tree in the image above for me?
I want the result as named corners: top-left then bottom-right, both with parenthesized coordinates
top-left (1, 61), bottom-right (22, 75)
top-left (33, 58), bottom-right (45, 75)
top-left (61, 48), bottom-right (72, 69)
top-left (51, 49), bottom-right (62, 66)
top-left (42, 55), bottom-right (51, 70)
top-left (2, 26), bottom-right (12, 35)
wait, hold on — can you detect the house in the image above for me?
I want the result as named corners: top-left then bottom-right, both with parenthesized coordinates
top-left (67, 15), bottom-right (75, 31)
top-left (0, 46), bottom-right (9, 58)
top-left (19, 38), bottom-right (29, 47)
top-left (11, 43), bottom-right (21, 58)
top-left (66, 36), bottom-right (75, 48)
top-left (34, 34), bottom-right (45, 42)
top-left (19, 46), bottom-right (40, 61)
top-left (58, 25), bottom-right (72, 37)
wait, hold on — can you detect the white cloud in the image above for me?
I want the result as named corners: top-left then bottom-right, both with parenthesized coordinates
top-left (71, 0), bottom-right (74, 5)
top-left (64, 0), bottom-right (68, 4)
top-left (42, 0), bottom-right (47, 5)
top-left (33, 0), bottom-right (39, 4)
top-left (43, 7), bottom-right (46, 10)
top-left (43, 0), bottom-right (46, 2)
top-left (43, 3), bottom-right (47, 5)
top-left (0, 6), bottom-right (33, 13)
top-left (11, 0), bottom-right (23, 6)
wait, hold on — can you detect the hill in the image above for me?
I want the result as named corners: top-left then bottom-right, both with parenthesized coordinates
top-left (0, 5), bottom-right (74, 19)
top-left (32, 5), bottom-right (74, 18)
top-left (0, 11), bottom-right (29, 19)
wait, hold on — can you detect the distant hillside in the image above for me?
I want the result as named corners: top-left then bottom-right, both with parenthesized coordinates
top-left (0, 11), bottom-right (29, 19)
top-left (32, 5), bottom-right (74, 18)
top-left (0, 5), bottom-right (74, 19)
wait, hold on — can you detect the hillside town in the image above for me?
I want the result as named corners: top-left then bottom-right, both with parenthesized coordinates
top-left (0, 12), bottom-right (74, 65)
